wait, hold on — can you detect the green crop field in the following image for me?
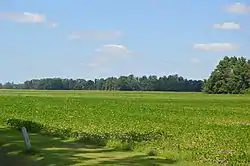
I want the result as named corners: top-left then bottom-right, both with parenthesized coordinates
top-left (1, 90), bottom-right (250, 165)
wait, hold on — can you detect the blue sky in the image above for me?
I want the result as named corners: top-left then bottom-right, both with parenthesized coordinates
top-left (0, 0), bottom-right (249, 83)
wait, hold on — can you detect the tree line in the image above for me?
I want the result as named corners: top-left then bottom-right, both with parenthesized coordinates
top-left (0, 74), bottom-right (203, 92)
top-left (1, 56), bottom-right (250, 93)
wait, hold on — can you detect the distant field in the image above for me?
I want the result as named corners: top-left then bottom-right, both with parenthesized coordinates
top-left (1, 90), bottom-right (250, 165)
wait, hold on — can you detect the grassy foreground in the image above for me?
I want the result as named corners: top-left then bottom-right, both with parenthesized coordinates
top-left (1, 90), bottom-right (250, 165)
top-left (1, 127), bottom-right (190, 166)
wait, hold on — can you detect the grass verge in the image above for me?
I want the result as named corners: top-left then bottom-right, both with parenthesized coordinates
top-left (0, 126), bottom-right (201, 166)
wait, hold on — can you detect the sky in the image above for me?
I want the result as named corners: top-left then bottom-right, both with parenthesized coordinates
top-left (0, 0), bottom-right (250, 83)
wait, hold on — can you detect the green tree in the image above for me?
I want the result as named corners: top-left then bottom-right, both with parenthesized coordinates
top-left (203, 56), bottom-right (250, 94)
top-left (1, 75), bottom-right (203, 92)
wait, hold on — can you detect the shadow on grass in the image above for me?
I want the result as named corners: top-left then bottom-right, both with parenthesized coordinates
top-left (0, 127), bottom-right (178, 166)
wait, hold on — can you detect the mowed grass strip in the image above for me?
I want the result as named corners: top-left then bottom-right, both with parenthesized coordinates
top-left (1, 90), bottom-right (250, 165)
top-left (1, 127), bottom-right (187, 166)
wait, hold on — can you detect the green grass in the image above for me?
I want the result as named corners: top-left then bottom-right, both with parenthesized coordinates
top-left (1, 127), bottom-right (187, 166)
top-left (1, 90), bottom-right (250, 165)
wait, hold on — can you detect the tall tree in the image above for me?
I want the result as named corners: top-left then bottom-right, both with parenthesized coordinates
top-left (203, 56), bottom-right (250, 94)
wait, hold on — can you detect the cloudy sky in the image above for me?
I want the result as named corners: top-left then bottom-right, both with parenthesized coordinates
top-left (0, 0), bottom-right (249, 82)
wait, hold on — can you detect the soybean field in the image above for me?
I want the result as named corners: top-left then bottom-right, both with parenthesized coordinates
top-left (1, 90), bottom-right (250, 165)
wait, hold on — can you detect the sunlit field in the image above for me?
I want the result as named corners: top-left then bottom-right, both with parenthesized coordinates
top-left (1, 90), bottom-right (250, 165)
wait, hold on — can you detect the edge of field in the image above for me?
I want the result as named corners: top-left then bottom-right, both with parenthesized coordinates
top-left (0, 126), bottom-right (211, 166)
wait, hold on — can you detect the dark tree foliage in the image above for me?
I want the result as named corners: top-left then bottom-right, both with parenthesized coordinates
top-left (0, 74), bottom-right (203, 92)
top-left (203, 56), bottom-right (250, 94)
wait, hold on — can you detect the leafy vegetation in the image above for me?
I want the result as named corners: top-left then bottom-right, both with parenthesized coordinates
top-left (0, 74), bottom-right (203, 92)
top-left (1, 90), bottom-right (250, 165)
top-left (203, 56), bottom-right (250, 94)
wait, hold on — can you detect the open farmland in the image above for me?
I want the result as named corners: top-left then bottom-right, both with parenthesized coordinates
top-left (1, 90), bottom-right (250, 165)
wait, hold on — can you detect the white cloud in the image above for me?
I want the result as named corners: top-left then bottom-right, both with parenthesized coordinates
top-left (95, 44), bottom-right (132, 55)
top-left (0, 12), bottom-right (45, 23)
top-left (86, 44), bottom-right (132, 68)
top-left (193, 43), bottom-right (240, 52)
top-left (68, 30), bottom-right (121, 40)
top-left (214, 22), bottom-right (240, 29)
top-left (226, 3), bottom-right (250, 14)
top-left (0, 12), bottom-right (58, 28)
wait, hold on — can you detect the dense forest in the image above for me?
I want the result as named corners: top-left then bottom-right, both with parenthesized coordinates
top-left (0, 74), bottom-right (203, 92)
top-left (1, 56), bottom-right (250, 93)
